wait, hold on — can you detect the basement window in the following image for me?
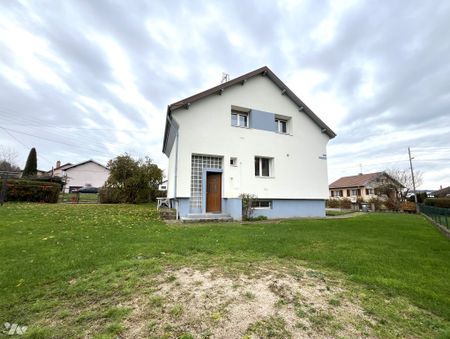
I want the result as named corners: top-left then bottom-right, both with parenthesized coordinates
top-left (253, 200), bottom-right (272, 209)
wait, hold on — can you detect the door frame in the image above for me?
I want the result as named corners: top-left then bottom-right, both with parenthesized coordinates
top-left (202, 168), bottom-right (223, 214)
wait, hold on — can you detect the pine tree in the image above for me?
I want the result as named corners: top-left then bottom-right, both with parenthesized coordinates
top-left (22, 148), bottom-right (37, 177)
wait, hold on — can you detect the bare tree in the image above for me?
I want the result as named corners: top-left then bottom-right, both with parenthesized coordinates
top-left (0, 146), bottom-right (20, 172)
top-left (386, 168), bottom-right (423, 200)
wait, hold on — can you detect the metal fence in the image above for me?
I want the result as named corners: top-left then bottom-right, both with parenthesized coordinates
top-left (420, 204), bottom-right (450, 229)
top-left (60, 192), bottom-right (99, 204)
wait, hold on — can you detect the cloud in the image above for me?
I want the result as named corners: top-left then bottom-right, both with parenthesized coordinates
top-left (0, 0), bottom-right (449, 188)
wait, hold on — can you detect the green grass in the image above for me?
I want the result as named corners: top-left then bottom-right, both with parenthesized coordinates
top-left (0, 203), bottom-right (449, 337)
top-left (325, 209), bottom-right (355, 216)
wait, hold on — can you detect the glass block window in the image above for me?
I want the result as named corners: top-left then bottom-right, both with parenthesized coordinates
top-left (190, 155), bottom-right (223, 210)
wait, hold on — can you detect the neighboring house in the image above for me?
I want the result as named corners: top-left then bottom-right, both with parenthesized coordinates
top-left (47, 161), bottom-right (73, 177)
top-left (162, 66), bottom-right (336, 220)
top-left (329, 172), bottom-right (403, 201)
top-left (432, 186), bottom-right (450, 198)
top-left (405, 189), bottom-right (434, 199)
top-left (48, 160), bottom-right (109, 193)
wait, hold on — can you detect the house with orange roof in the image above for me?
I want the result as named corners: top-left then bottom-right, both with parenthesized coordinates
top-left (329, 172), bottom-right (403, 202)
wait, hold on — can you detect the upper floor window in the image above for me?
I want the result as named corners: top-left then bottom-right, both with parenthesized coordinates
top-left (255, 157), bottom-right (272, 177)
top-left (275, 118), bottom-right (287, 134)
top-left (231, 111), bottom-right (249, 128)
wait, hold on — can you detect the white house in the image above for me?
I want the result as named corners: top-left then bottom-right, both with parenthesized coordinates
top-left (59, 160), bottom-right (109, 193)
top-left (162, 66), bottom-right (336, 220)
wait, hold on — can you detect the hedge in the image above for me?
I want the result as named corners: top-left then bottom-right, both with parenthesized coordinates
top-left (0, 179), bottom-right (60, 203)
top-left (424, 198), bottom-right (450, 209)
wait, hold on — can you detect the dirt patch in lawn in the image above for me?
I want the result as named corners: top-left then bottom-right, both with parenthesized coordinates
top-left (122, 265), bottom-right (376, 338)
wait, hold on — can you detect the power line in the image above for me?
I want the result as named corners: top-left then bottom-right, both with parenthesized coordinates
top-left (0, 126), bottom-right (53, 166)
top-left (0, 126), bottom-right (116, 159)
top-left (0, 108), bottom-right (149, 132)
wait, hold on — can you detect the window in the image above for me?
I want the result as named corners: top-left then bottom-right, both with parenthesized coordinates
top-left (366, 188), bottom-right (374, 195)
top-left (230, 157), bottom-right (237, 166)
top-left (255, 157), bottom-right (271, 177)
top-left (275, 118), bottom-right (287, 133)
top-left (351, 189), bottom-right (361, 196)
top-left (346, 189), bottom-right (350, 196)
top-left (253, 200), bottom-right (272, 209)
top-left (332, 190), bottom-right (343, 197)
top-left (231, 111), bottom-right (249, 128)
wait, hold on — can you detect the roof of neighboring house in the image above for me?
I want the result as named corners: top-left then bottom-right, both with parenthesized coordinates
top-left (47, 162), bottom-right (72, 173)
top-left (329, 172), bottom-right (384, 189)
top-left (162, 66), bottom-right (336, 154)
top-left (432, 186), bottom-right (450, 197)
top-left (63, 160), bottom-right (108, 171)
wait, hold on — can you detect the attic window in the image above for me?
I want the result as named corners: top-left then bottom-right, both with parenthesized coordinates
top-left (275, 118), bottom-right (287, 134)
top-left (231, 111), bottom-right (249, 128)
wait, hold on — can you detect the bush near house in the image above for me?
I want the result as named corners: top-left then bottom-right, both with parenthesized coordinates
top-left (100, 154), bottom-right (163, 204)
top-left (339, 197), bottom-right (352, 209)
top-left (0, 179), bottom-right (60, 203)
top-left (326, 199), bottom-right (339, 208)
top-left (424, 198), bottom-right (450, 209)
top-left (368, 197), bottom-right (383, 211)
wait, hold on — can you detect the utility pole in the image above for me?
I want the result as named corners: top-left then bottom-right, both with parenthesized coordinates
top-left (408, 147), bottom-right (419, 213)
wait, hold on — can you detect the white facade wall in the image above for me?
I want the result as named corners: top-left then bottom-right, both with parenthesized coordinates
top-left (167, 75), bottom-right (330, 201)
top-left (63, 162), bottom-right (109, 192)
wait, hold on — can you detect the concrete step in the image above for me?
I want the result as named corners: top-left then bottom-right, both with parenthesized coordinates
top-left (181, 213), bottom-right (233, 222)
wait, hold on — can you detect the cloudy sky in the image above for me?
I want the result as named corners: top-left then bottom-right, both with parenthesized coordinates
top-left (0, 0), bottom-right (449, 189)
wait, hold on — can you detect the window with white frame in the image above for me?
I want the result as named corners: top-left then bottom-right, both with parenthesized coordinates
top-left (231, 111), bottom-right (249, 128)
top-left (253, 200), bottom-right (272, 209)
top-left (351, 189), bottom-right (361, 196)
top-left (275, 118), bottom-right (287, 134)
top-left (255, 157), bottom-right (272, 177)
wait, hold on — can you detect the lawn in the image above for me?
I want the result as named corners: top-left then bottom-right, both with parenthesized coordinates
top-left (0, 203), bottom-right (449, 338)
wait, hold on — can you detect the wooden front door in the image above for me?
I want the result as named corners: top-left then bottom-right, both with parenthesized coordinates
top-left (206, 172), bottom-right (222, 213)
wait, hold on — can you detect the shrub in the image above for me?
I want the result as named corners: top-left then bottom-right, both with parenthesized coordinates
top-left (339, 198), bottom-right (352, 209)
top-left (103, 154), bottom-right (163, 204)
top-left (326, 199), bottom-right (340, 208)
top-left (424, 198), bottom-right (450, 209)
top-left (0, 179), bottom-right (60, 203)
top-left (98, 187), bottom-right (122, 204)
top-left (368, 197), bottom-right (383, 211)
top-left (385, 195), bottom-right (401, 211)
top-left (240, 193), bottom-right (257, 221)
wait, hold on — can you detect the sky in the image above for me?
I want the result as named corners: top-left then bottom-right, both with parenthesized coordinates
top-left (0, 0), bottom-right (449, 189)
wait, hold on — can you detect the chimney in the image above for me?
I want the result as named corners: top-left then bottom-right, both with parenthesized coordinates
top-left (56, 160), bottom-right (61, 168)
top-left (440, 185), bottom-right (443, 190)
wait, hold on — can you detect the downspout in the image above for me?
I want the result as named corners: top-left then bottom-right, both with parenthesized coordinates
top-left (174, 129), bottom-right (179, 219)
top-left (167, 114), bottom-right (180, 219)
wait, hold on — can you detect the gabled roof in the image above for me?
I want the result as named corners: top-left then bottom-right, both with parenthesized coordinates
top-left (329, 172), bottom-right (384, 189)
top-left (63, 159), bottom-right (108, 171)
top-left (432, 186), bottom-right (450, 197)
top-left (54, 163), bottom-right (72, 170)
top-left (162, 66), bottom-right (336, 153)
